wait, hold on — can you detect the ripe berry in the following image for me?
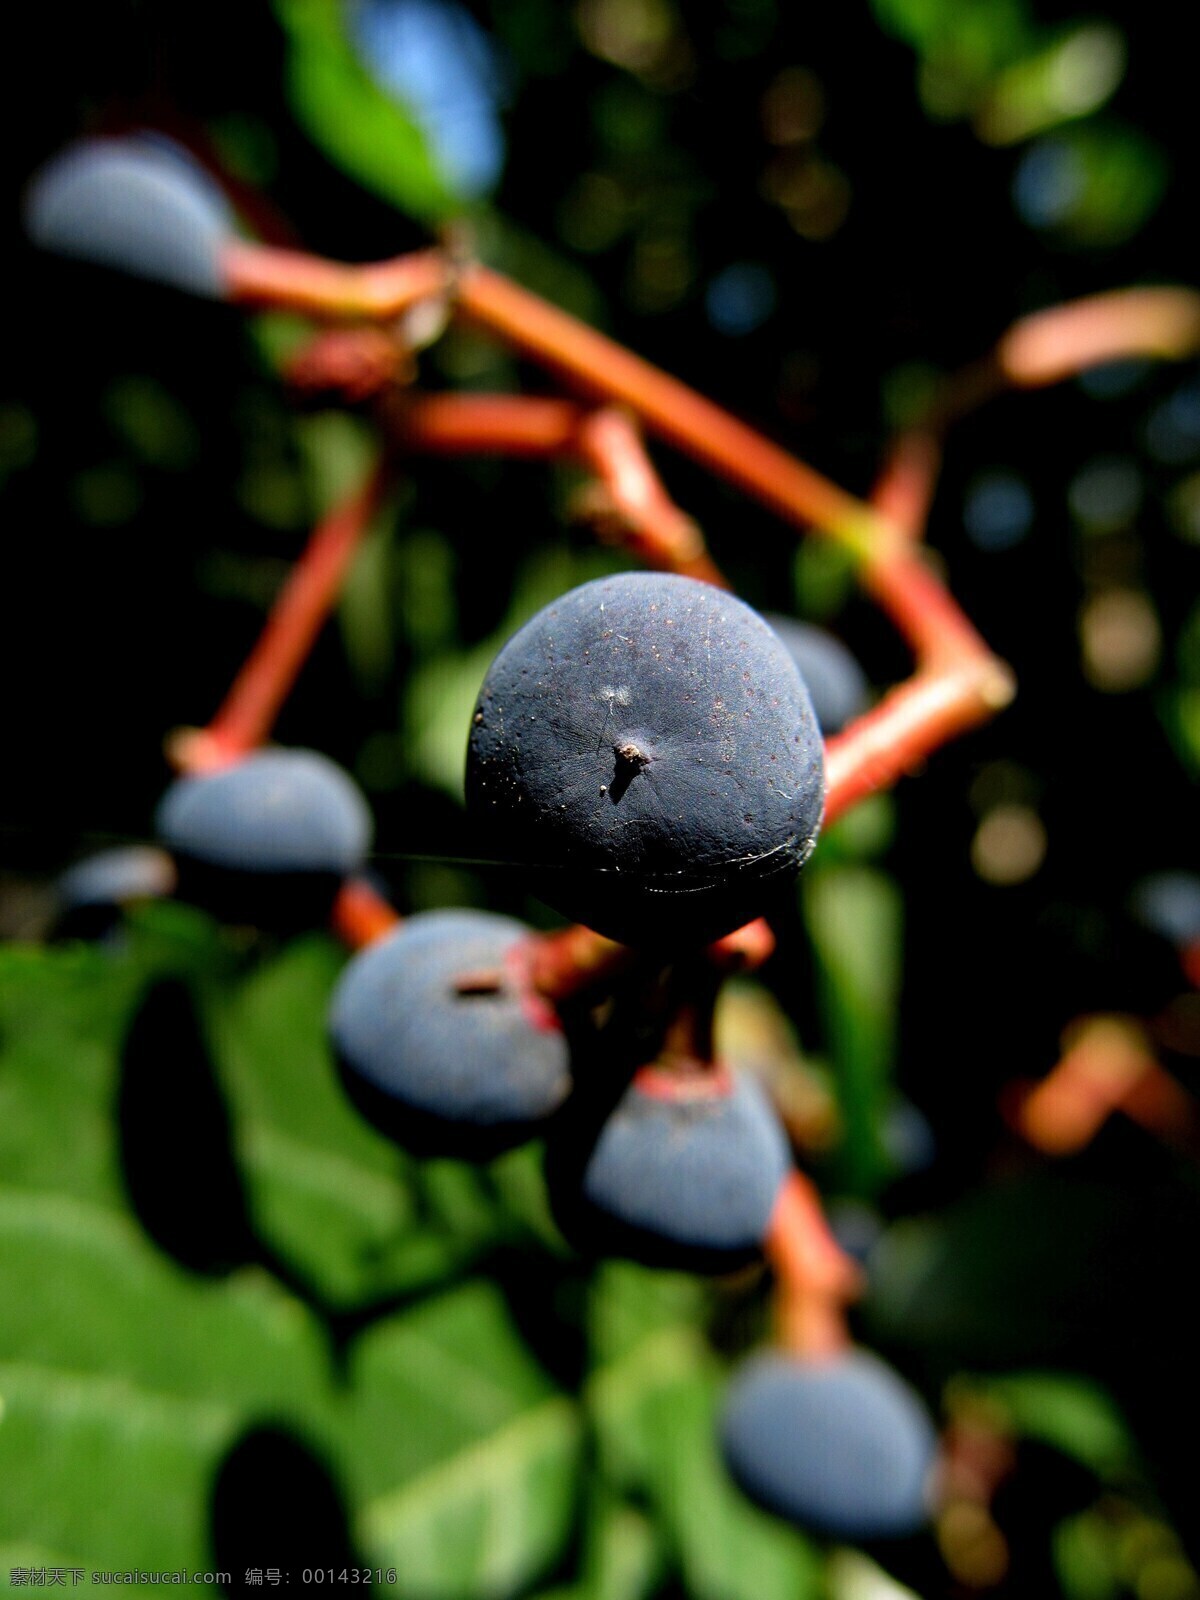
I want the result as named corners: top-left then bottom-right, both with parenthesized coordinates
top-left (23, 135), bottom-right (234, 298)
top-left (155, 748), bottom-right (372, 931)
top-left (466, 573), bottom-right (825, 945)
top-left (719, 1349), bottom-right (938, 1541)
top-left (329, 909), bottom-right (572, 1157)
top-left (763, 616), bottom-right (869, 736)
top-left (53, 845), bottom-right (177, 940)
top-left (547, 1065), bottom-right (791, 1273)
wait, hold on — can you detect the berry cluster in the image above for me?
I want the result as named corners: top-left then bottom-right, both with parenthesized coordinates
top-left (35, 127), bottom-right (1078, 1554)
top-left (52, 562), bottom-right (937, 1544)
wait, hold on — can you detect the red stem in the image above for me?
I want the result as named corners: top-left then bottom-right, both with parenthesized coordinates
top-left (392, 393), bottom-right (728, 583)
top-left (521, 923), bottom-right (638, 1004)
top-left (394, 392), bottom-right (581, 455)
top-left (222, 242), bottom-right (449, 320)
top-left (454, 263), bottom-right (889, 558)
top-left (765, 1170), bottom-right (863, 1358)
top-left (863, 549), bottom-right (993, 665)
top-left (1011, 1016), bottom-right (1199, 1155)
top-left (824, 659), bottom-right (1014, 824)
top-left (178, 457), bottom-right (392, 771)
top-left (997, 287), bottom-right (1200, 389)
top-left (332, 878), bottom-right (402, 949)
top-left (870, 431), bottom-right (942, 542)
top-left (707, 917), bottom-right (776, 974)
top-left (221, 244), bottom-right (1020, 818)
top-left (574, 408), bottom-right (729, 586)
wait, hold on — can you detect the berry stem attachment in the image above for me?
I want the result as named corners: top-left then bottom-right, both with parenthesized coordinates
top-left (766, 1170), bottom-right (864, 1359)
top-left (514, 916), bottom-right (777, 1008)
top-left (521, 923), bottom-right (639, 1004)
top-left (332, 877), bottom-right (402, 950)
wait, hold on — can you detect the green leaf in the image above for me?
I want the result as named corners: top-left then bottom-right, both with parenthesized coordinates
top-left (297, 411), bottom-right (378, 515)
top-left (532, 1486), bottom-right (665, 1600)
top-left (575, 1489), bottom-right (665, 1600)
top-left (588, 1330), bottom-right (821, 1600)
top-left (340, 516), bottom-right (401, 695)
top-left (342, 1280), bottom-right (561, 1490)
top-left (272, 0), bottom-right (458, 221)
top-left (817, 797), bottom-right (896, 865)
top-left (361, 1400), bottom-right (581, 1598)
top-left (0, 1188), bottom-right (335, 1575)
top-left (802, 865), bottom-right (901, 1195)
top-left (405, 638), bottom-right (505, 798)
top-left (1053, 1511), bottom-right (1122, 1600)
top-left (826, 1551), bottom-right (925, 1600)
top-left (958, 1372), bottom-right (1135, 1480)
top-left (589, 1326), bottom-right (709, 1492)
top-left (0, 1363), bottom-right (236, 1575)
top-left (587, 1262), bottom-right (710, 1369)
top-left (654, 1376), bottom-right (821, 1600)
top-left (0, 911), bottom-right (230, 1214)
top-left (340, 1280), bottom-right (583, 1596)
top-left (0, 944), bottom-right (143, 1211)
top-left (792, 537), bottom-right (857, 622)
top-left (200, 936), bottom-right (468, 1309)
top-left (0, 1190), bottom-right (329, 1414)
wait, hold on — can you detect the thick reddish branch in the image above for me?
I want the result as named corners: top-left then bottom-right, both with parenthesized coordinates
top-left (811, 291), bottom-right (1200, 811)
top-left (175, 457), bottom-right (392, 772)
top-left (394, 393), bottom-right (581, 456)
top-left (391, 393), bottom-right (727, 582)
top-left (824, 659), bottom-right (1013, 823)
top-left (222, 242), bottom-right (449, 320)
top-left (863, 548), bottom-right (993, 665)
top-left (220, 242), bottom-right (1020, 821)
top-left (574, 409), bottom-right (728, 585)
top-left (453, 264), bottom-right (889, 558)
top-left (514, 915), bottom-right (774, 1007)
top-left (520, 922), bottom-right (636, 1004)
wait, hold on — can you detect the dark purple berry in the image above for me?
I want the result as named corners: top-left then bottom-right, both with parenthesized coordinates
top-left (763, 615), bottom-right (869, 735)
top-left (24, 135), bottom-right (234, 298)
top-left (155, 748), bottom-right (371, 931)
top-left (720, 1348), bottom-right (938, 1541)
top-left (466, 573), bottom-right (825, 945)
top-left (53, 845), bottom-right (177, 940)
top-left (329, 909), bottom-right (572, 1157)
top-left (548, 1066), bottom-right (791, 1273)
